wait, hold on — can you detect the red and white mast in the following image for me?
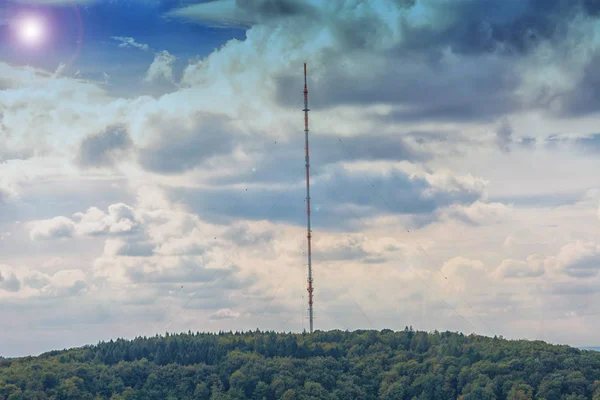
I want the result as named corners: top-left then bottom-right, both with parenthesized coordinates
top-left (303, 63), bottom-right (314, 333)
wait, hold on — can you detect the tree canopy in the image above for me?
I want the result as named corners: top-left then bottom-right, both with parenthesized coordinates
top-left (1, 328), bottom-right (600, 399)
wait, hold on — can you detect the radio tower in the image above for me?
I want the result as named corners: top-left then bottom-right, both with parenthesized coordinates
top-left (303, 63), bottom-right (314, 333)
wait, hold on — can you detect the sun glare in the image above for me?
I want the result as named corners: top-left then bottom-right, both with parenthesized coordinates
top-left (17, 16), bottom-right (46, 46)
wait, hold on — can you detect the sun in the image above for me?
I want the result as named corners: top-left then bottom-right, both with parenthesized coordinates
top-left (17, 16), bottom-right (46, 46)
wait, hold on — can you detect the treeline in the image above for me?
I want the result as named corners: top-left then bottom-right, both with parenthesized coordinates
top-left (1, 328), bottom-right (600, 399)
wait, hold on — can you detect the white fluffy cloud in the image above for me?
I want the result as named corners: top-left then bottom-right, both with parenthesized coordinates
top-left (29, 217), bottom-right (76, 241)
top-left (553, 242), bottom-right (600, 278)
top-left (28, 204), bottom-right (140, 240)
top-left (210, 308), bottom-right (241, 320)
top-left (0, 264), bottom-right (86, 299)
top-left (145, 51), bottom-right (177, 84)
top-left (495, 256), bottom-right (546, 279)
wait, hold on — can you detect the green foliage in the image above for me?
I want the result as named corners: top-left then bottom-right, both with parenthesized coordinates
top-left (1, 329), bottom-right (600, 399)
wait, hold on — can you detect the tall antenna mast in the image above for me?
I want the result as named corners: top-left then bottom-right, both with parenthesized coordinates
top-left (303, 62), bottom-right (314, 333)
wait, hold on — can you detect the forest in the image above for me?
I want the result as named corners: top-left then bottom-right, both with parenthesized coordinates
top-left (1, 328), bottom-right (600, 399)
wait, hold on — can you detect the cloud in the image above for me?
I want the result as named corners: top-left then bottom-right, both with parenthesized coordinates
top-left (574, 134), bottom-right (600, 153)
top-left (177, 161), bottom-right (488, 230)
top-left (313, 236), bottom-right (370, 262)
top-left (13, 0), bottom-right (98, 4)
top-left (0, 62), bottom-right (114, 160)
top-left (554, 242), bottom-right (600, 278)
top-left (27, 200), bottom-right (256, 296)
top-left (169, 0), bottom-right (580, 59)
top-left (495, 256), bottom-right (546, 279)
top-left (503, 235), bottom-right (517, 249)
top-left (28, 204), bottom-right (140, 240)
top-left (0, 264), bottom-right (86, 299)
top-left (93, 255), bottom-right (237, 286)
top-left (558, 52), bottom-right (600, 116)
top-left (72, 203), bottom-right (140, 236)
top-left (145, 50), bottom-right (177, 84)
top-left (0, 271), bottom-right (21, 293)
top-left (494, 242), bottom-right (600, 280)
top-left (440, 257), bottom-right (488, 291)
top-left (138, 112), bottom-right (238, 174)
top-left (542, 281), bottom-right (600, 296)
top-left (224, 222), bottom-right (275, 247)
top-left (281, 52), bottom-right (522, 123)
top-left (496, 119), bottom-right (513, 153)
top-left (77, 125), bottom-right (133, 168)
top-left (52, 63), bottom-right (67, 79)
top-left (167, 0), bottom-right (257, 27)
top-left (442, 201), bottom-right (511, 226)
top-left (0, 187), bottom-right (10, 204)
top-left (169, 0), bottom-right (600, 127)
top-left (173, 0), bottom-right (586, 125)
top-left (28, 217), bottom-right (76, 241)
top-left (103, 238), bottom-right (156, 257)
top-left (111, 36), bottom-right (151, 52)
top-left (47, 270), bottom-right (87, 297)
top-left (209, 308), bottom-right (240, 320)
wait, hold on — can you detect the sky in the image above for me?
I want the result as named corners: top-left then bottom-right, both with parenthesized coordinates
top-left (2, 0), bottom-right (600, 357)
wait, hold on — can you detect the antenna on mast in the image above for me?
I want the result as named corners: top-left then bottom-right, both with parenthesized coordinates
top-left (303, 62), bottom-right (314, 333)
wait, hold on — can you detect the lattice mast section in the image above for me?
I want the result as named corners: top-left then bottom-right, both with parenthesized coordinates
top-left (303, 63), bottom-right (314, 333)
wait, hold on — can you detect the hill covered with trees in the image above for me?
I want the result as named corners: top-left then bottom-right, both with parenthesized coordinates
top-left (1, 328), bottom-right (600, 399)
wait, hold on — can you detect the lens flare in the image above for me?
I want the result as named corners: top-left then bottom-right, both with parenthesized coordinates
top-left (17, 16), bottom-right (46, 46)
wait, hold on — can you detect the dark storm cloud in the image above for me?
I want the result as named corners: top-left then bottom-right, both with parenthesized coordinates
top-left (166, 0), bottom-right (317, 27)
top-left (414, 0), bottom-right (568, 56)
top-left (138, 113), bottom-right (238, 174)
top-left (176, 164), bottom-right (482, 230)
top-left (77, 125), bottom-right (133, 168)
top-left (265, 0), bottom-right (600, 120)
top-left (557, 52), bottom-right (600, 116)
top-left (391, 0), bottom-right (600, 59)
top-left (319, 133), bottom-right (425, 163)
top-left (236, 0), bottom-right (317, 20)
top-left (276, 53), bottom-right (521, 123)
top-left (169, 0), bottom-right (600, 119)
top-left (175, 0), bottom-right (587, 54)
